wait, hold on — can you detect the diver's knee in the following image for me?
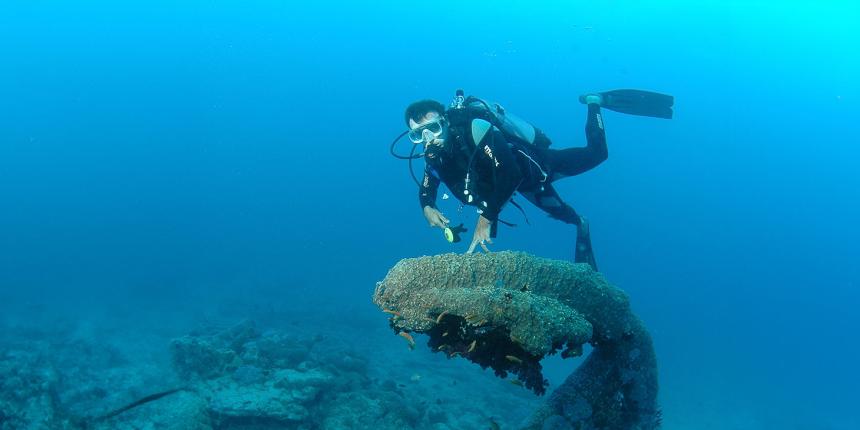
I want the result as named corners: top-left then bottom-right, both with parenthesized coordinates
top-left (597, 146), bottom-right (608, 163)
top-left (550, 206), bottom-right (581, 225)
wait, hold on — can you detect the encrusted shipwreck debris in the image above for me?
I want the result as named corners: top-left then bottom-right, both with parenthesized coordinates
top-left (373, 251), bottom-right (661, 430)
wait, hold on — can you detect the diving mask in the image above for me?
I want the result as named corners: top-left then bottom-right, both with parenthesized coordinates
top-left (407, 118), bottom-right (446, 144)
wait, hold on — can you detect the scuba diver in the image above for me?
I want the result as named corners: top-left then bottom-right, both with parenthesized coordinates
top-left (391, 89), bottom-right (673, 271)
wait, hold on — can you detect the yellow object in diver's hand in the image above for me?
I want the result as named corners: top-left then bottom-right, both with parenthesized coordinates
top-left (443, 223), bottom-right (467, 243)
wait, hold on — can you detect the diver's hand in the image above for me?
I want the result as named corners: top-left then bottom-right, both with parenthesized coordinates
top-left (467, 216), bottom-right (492, 254)
top-left (423, 206), bottom-right (450, 229)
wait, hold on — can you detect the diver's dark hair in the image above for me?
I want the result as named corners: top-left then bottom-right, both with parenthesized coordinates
top-left (404, 99), bottom-right (446, 126)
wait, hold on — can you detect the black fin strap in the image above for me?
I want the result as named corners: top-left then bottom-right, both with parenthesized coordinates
top-left (494, 198), bottom-right (529, 231)
top-left (509, 198), bottom-right (531, 225)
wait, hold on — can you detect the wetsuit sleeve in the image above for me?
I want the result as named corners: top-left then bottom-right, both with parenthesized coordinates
top-left (418, 164), bottom-right (440, 209)
top-left (544, 103), bottom-right (608, 177)
top-left (479, 131), bottom-right (523, 221)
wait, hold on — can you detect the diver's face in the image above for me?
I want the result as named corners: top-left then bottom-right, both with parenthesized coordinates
top-left (408, 112), bottom-right (447, 148)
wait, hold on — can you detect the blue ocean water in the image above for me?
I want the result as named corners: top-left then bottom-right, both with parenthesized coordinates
top-left (1, 1), bottom-right (858, 429)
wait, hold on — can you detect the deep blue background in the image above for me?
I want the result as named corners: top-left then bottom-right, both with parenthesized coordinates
top-left (2, 1), bottom-right (858, 426)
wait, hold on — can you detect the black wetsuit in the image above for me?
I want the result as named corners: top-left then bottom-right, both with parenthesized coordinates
top-left (419, 103), bottom-right (607, 233)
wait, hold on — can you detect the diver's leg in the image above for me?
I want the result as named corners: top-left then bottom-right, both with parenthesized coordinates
top-left (519, 185), bottom-right (598, 271)
top-left (543, 103), bottom-right (608, 182)
top-left (574, 216), bottom-right (598, 272)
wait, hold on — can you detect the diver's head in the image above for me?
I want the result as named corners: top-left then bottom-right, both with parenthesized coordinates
top-left (405, 100), bottom-right (448, 148)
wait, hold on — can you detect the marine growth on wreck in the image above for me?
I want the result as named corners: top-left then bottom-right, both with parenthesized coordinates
top-left (373, 251), bottom-right (661, 430)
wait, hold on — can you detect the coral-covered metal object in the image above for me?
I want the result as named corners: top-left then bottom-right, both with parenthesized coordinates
top-left (373, 251), bottom-right (661, 430)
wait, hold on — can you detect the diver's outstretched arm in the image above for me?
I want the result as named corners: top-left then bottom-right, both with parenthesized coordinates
top-left (418, 164), bottom-right (440, 210)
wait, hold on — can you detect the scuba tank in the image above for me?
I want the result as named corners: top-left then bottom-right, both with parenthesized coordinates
top-left (444, 89), bottom-right (548, 150)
